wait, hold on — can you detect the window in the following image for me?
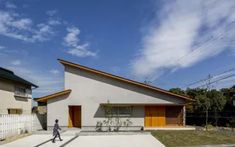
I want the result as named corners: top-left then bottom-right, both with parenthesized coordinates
top-left (105, 106), bottom-right (132, 117)
top-left (8, 109), bottom-right (23, 114)
top-left (15, 86), bottom-right (27, 97)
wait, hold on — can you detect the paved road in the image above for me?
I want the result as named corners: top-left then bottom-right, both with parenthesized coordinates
top-left (1, 132), bottom-right (165, 147)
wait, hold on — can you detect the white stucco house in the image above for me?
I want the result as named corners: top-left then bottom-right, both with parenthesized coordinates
top-left (0, 67), bottom-right (38, 114)
top-left (36, 59), bottom-right (192, 130)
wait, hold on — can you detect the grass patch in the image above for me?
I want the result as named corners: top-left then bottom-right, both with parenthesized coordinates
top-left (151, 130), bottom-right (235, 147)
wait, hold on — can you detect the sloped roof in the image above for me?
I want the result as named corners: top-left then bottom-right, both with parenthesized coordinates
top-left (35, 89), bottom-right (71, 102)
top-left (0, 67), bottom-right (38, 88)
top-left (58, 59), bottom-right (192, 101)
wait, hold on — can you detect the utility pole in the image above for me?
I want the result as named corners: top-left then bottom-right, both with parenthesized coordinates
top-left (205, 74), bottom-right (212, 130)
top-left (206, 74), bottom-right (212, 90)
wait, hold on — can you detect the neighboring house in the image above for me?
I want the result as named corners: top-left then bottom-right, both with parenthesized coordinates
top-left (0, 67), bottom-right (38, 114)
top-left (36, 59), bottom-right (192, 130)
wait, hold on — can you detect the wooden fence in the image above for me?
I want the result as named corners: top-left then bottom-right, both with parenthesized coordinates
top-left (0, 114), bottom-right (40, 140)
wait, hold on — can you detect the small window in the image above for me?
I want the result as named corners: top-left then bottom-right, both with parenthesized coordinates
top-left (15, 86), bottom-right (27, 97)
top-left (105, 106), bottom-right (132, 117)
top-left (8, 109), bottom-right (23, 114)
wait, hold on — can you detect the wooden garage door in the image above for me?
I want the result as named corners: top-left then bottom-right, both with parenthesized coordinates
top-left (166, 106), bottom-right (183, 126)
top-left (145, 106), bottom-right (165, 127)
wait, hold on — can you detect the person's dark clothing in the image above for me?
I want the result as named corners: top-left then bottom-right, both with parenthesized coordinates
top-left (53, 123), bottom-right (61, 136)
top-left (52, 123), bottom-right (62, 142)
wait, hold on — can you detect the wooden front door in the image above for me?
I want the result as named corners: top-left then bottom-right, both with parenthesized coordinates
top-left (68, 106), bottom-right (81, 128)
top-left (145, 106), bottom-right (166, 127)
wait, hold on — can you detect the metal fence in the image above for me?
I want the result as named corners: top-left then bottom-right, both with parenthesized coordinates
top-left (186, 111), bottom-right (235, 127)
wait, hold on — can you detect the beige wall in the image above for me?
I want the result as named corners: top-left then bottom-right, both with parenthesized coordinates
top-left (47, 66), bottom-right (186, 129)
top-left (47, 95), bottom-right (69, 128)
top-left (0, 79), bottom-right (32, 114)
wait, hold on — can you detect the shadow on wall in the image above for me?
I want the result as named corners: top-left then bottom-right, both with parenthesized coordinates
top-left (67, 66), bottom-right (184, 104)
top-left (33, 106), bottom-right (47, 130)
top-left (0, 79), bottom-right (14, 92)
top-left (93, 105), bottom-right (144, 118)
top-left (47, 94), bottom-right (69, 104)
top-left (36, 113), bottom-right (47, 130)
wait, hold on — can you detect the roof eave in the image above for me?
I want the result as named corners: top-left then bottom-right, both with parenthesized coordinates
top-left (35, 89), bottom-right (71, 102)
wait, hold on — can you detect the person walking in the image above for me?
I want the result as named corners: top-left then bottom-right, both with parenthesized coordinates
top-left (52, 119), bottom-right (63, 143)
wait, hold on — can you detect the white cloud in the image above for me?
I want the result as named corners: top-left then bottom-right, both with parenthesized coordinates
top-left (64, 26), bottom-right (97, 57)
top-left (131, 0), bottom-right (235, 79)
top-left (0, 6), bottom-right (60, 43)
top-left (11, 60), bottom-right (21, 66)
top-left (0, 45), bottom-right (5, 49)
top-left (64, 27), bottom-right (80, 46)
top-left (50, 69), bottom-right (60, 75)
top-left (46, 10), bottom-right (57, 16)
top-left (31, 23), bottom-right (54, 42)
top-left (48, 19), bottom-right (61, 25)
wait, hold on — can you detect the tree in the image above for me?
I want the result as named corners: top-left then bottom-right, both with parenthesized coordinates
top-left (186, 88), bottom-right (210, 128)
top-left (186, 88), bottom-right (207, 113)
top-left (221, 86), bottom-right (235, 108)
top-left (221, 86), bottom-right (235, 128)
top-left (169, 88), bottom-right (186, 96)
top-left (169, 87), bottom-right (232, 128)
top-left (207, 89), bottom-right (226, 126)
top-left (195, 94), bottom-right (210, 129)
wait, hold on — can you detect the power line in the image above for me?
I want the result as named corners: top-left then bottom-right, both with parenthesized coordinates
top-left (197, 73), bottom-right (235, 88)
top-left (185, 67), bottom-right (235, 88)
top-left (186, 77), bottom-right (208, 88)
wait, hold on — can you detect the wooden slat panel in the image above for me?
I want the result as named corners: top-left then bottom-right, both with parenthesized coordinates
top-left (156, 106), bottom-right (165, 126)
top-left (144, 107), bottom-right (150, 127)
top-left (145, 106), bottom-right (166, 127)
top-left (166, 106), bottom-right (183, 126)
top-left (152, 107), bottom-right (158, 127)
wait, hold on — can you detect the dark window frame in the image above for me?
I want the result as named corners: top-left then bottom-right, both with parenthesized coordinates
top-left (105, 106), bottom-right (133, 117)
top-left (8, 108), bottom-right (23, 114)
top-left (14, 86), bottom-right (28, 97)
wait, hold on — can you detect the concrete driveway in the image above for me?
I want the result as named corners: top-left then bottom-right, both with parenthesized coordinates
top-left (1, 134), bottom-right (75, 147)
top-left (66, 134), bottom-right (165, 147)
top-left (1, 132), bottom-right (165, 147)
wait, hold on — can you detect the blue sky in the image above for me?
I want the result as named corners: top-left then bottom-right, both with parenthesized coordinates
top-left (0, 0), bottom-right (235, 97)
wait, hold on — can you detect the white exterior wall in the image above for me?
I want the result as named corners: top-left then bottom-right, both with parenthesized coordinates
top-left (47, 95), bottom-right (69, 128)
top-left (0, 79), bottom-right (32, 114)
top-left (47, 66), bottom-right (185, 129)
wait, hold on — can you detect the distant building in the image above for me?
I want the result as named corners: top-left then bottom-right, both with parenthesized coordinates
top-left (0, 67), bottom-right (38, 114)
